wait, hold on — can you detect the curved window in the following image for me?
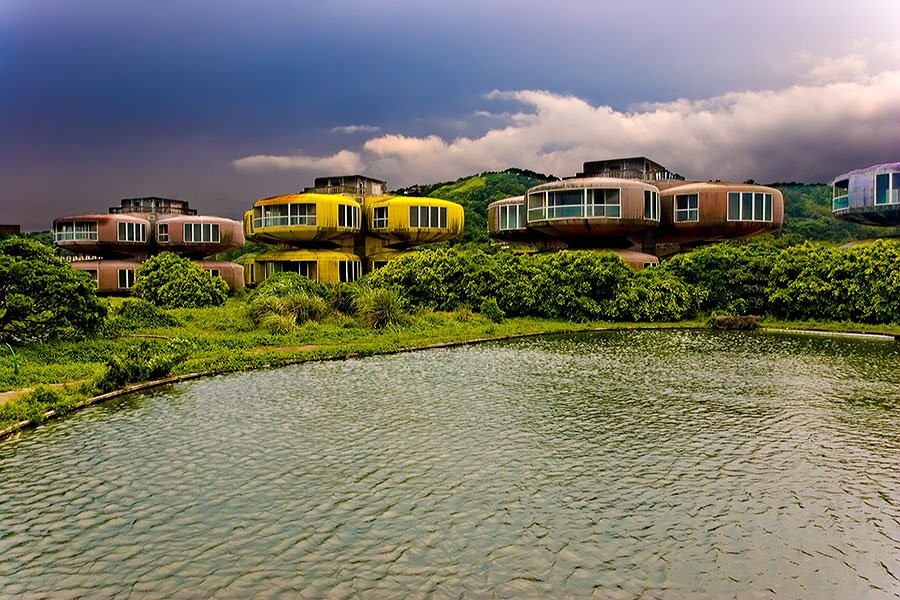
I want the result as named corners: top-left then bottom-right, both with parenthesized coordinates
top-left (184, 223), bottom-right (220, 243)
top-left (339, 260), bottom-right (361, 282)
top-left (117, 222), bottom-right (146, 242)
top-left (727, 192), bottom-right (773, 222)
top-left (409, 206), bottom-right (447, 228)
top-left (674, 194), bottom-right (699, 222)
top-left (875, 172), bottom-right (900, 205)
top-left (54, 221), bottom-right (98, 242)
top-left (253, 204), bottom-right (316, 228)
top-left (498, 204), bottom-right (524, 230)
top-left (265, 260), bottom-right (315, 280)
top-left (643, 190), bottom-right (659, 221)
top-left (833, 179), bottom-right (849, 210)
top-left (527, 188), bottom-right (621, 221)
top-left (338, 204), bottom-right (360, 228)
top-left (157, 223), bottom-right (169, 243)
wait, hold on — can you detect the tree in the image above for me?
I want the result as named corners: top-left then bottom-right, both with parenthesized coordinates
top-left (132, 252), bottom-right (228, 308)
top-left (0, 237), bottom-right (107, 343)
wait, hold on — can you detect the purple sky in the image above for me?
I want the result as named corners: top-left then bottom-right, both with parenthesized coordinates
top-left (2, 0), bottom-right (899, 230)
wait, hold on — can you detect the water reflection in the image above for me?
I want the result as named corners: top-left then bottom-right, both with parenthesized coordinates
top-left (0, 330), bottom-right (898, 597)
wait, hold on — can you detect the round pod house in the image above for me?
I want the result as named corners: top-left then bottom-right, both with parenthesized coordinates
top-left (68, 259), bottom-right (144, 293)
top-left (52, 213), bottom-right (151, 258)
top-left (657, 182), bottom-right (783, 245)
top-left (486, 196), bottom-right (548, 243)
top-left (243, 249), bottom-right (362, 286)
top-left (832, 162), bottom-right (900, 226)
top-left (365, 196), bottom-right (464, 247)
top-left (244, 193), bottom-right (363, 245)
top-left (521, 178), bottom-right (661, 245)
top-left (155, 215), bottom-right (245, 258)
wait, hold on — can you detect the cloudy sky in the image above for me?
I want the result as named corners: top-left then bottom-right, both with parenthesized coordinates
top-left (2, 0), bottom-right (899, 230)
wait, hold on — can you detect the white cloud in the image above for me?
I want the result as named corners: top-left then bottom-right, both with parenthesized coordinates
top-left (231, 149), bottom-right (364, 173)
top-left (232, 70), bottom-right (900, 186)
top-left (331, 124), bottom-right (381, 135)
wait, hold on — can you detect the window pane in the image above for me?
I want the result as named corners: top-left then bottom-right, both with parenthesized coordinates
top-left (876, 173), bottom-right (890, 204)
top-left (409, 206), bottom-right (419, 227)
top-left (431, 206), bottom-right (440, 227)
top-left (754, 193), bottom-right (764, 220)
top-left (764, 194), bottom-right (773, 221)
top-left (742, 193), bottom-right (753, 220)
top-left (728, 192), bottom-right (740, 220)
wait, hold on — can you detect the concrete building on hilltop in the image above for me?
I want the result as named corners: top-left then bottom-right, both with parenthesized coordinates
top-left (52, 197), bottom-right (245, 293)
top-left (243, 175), bottom-right (464, 285)
top-left (832, 162), bottom-right (900, 226)
top-left (488, 157), bottom-right (784, 268)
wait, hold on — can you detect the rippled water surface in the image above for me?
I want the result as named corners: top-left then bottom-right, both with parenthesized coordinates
top-left (1, 330), bottom-right (899, 598)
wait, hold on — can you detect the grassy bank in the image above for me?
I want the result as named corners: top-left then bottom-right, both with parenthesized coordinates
top-left (3, 299), bottom-right (897, 438)
top-left (0, 298), bottom-right (704, 436)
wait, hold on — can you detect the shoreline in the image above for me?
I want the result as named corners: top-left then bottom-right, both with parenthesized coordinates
top-left (1, 321), bottom-right (896, 442)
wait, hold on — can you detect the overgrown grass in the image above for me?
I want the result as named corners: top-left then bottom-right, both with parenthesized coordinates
top-left (5, 290), bottom-right (893, 436)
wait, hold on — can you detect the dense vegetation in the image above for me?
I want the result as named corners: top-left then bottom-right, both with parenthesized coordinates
top-left (775, 184), bottom-right (896, 242)
top-left (0, 237), bottom-right (107, 343)
top-left (367, 241), bottom-right (900, 325)
top-left (133, 252), bottom-right (228, 308)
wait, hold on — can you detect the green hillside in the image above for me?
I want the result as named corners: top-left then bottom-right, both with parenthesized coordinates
top-left (774, 184), bottom-right (897, 242)
top-left (393, 168), bottom-right (556, 243)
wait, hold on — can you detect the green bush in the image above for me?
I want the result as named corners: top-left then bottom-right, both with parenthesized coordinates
top-left (616, 268), bottom-right (701, 322)
top-left (659, 242), bottom-right (780, 315)
top-left (325, 282), bottom-right (360, 315)
top-left (133, 253), bottom-right (227, 308)
top-left (248, 272), bottom-right (327, 300)
top-left (106, 297), bottom-right (181, 332)
top-left (354, 288), bottom-right (407, 329)
top-left (282, 293), bottom-right (330, 324)
top-left (97, 339), bottom-right (193, 392)
top-left (0, 237), bottom-right (107, 343)
top-left (479, 298), bottom-right (505, 323)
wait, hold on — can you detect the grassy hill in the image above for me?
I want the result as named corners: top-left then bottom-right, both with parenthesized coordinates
top-left (774, 184), bottom-right (897, 243)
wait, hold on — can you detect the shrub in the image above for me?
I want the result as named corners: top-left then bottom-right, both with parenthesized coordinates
top-left (248, 272), bottom-right (327, 300)
top-left (354, 288), bottom-right (407, 329)
top-left (659, 242), bottom-right (780, 315)
top-left (615, 268), bottom-right (701, 322)
top-left (326, 282), bottom-right (359, 315)
top-left (258, 313), bottom-right (297, 335)
top-left (133, 253), bottom-right (227, 308)
top-left (97, 339), bottom-right (193, 392)
top-left (479, 298), bottom-right (505, 323)
top-left (106, 297), bottom-right (181, 332)
top-left (0, 237), bottom-right (107, 343)
top-left (282, 293), bottom-right (329, 324)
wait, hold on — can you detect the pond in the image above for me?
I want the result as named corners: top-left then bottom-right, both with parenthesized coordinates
top-left (1, 329), bottom-right (898, 597)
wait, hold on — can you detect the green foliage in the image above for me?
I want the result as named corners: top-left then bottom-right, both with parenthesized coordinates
top-left (776, 184), bottom-right (895, 242)
top-left (133, 252), bottom-right (228, 308)
top-left (325, 282), bottom-right (360, 315)
top-left (0, 237), bottom-right (107, 343)
top-left (658, 242), bottom-right (780, 315)
top-left (248, 272), bottom-right (328, 300)
top-left (97, 338), bottom-right (194, 392)
top-left (616, 268), bottom-right (701, 322)
top-left (106, 297), bottom-right (181, 332)
top-left (247, 291), bottom-right (330, 334)
top-left (366, 246), bottom-right (691, 323)
top-left (479, 298), bottom-right (505, 323)
top-left (767, 240), bottom-right (900, 323)
top-left (354, 287), bottom-right (407, 329)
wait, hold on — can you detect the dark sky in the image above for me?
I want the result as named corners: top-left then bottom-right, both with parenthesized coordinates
top-left (2, 0), bottom-right (899, 230)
